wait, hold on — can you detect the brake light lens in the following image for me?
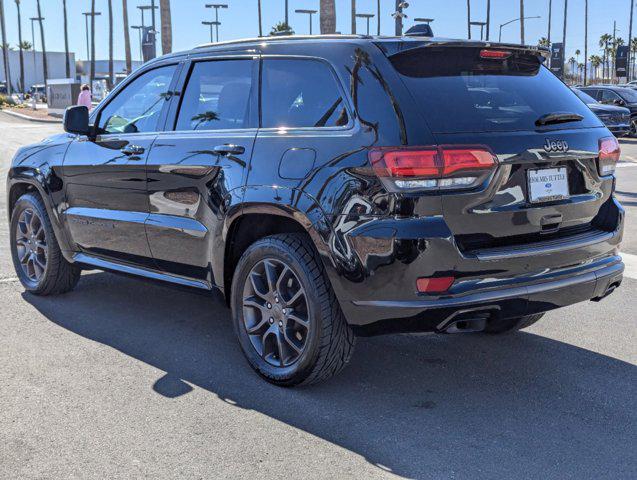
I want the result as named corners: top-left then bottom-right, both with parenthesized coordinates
top-left (598, 136), bottom-right (620, 176)
top-left (369, 146), bottom-right (497, 191)
top-left (480, 49), bottom-right (512, 59)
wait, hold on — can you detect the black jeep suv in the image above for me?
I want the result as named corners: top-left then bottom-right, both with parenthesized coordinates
top-left (7, 36), bottom-right (624, 386)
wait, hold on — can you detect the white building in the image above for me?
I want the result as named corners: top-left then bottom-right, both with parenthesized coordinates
top-left (0, 49), bottom-right (76, 91)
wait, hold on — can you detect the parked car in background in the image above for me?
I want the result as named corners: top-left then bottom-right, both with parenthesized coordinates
top-left (572, 88), bottom-right (631, 137)
top-left (7, 36), bottom-right (625, 386)
top-left (579, 85), bottom-right (637, 136)
top-left (28, 85), bottom-right (47, 103)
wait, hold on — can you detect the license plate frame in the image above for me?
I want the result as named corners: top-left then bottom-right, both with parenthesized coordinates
top-left (527, 167), bottom-right (570, 203)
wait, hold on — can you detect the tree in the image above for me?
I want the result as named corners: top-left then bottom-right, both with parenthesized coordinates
top-left (15, 1), bottom-right (24, 93)
top-left (257, 0), bottom-right (262, 37)
top-left (320, 0), bottom-right (336, 34)
top-left (632, 38), bottom-right (637, 80)
top-left (583, 0), bottom-right (588, 85)
top-left (90, 0), bottom-right (96, 87)
top-left (108, 0), bottom-right (114, 88)
top-left (466, 0), bottom-right (471, 39)
top-left (0, 0), bottom-right (11, 95)
top-left (19, 40), bottom-right (31, 50)
top-left (270, 21), bottom-right (293, 36)
top-left (538, 37), bottom-right (550, 47)
top-left (589, 55), bottom-right (602, 82)
top-left (62, 0), bottom-right (70, 78)
top-left (35, 0), bottom-right (47, 90)
top-left (159, 0), bottom-right (172, 55)
top-left (351, 0), bottom-right (356, 34)
top-left (599, 33), bottom-right (612, 80)
top-left (122, 0), bottom-right (131, 74)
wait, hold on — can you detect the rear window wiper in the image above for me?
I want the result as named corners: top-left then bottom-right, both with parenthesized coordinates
top-left (535, 112), bottom-right (584, 126)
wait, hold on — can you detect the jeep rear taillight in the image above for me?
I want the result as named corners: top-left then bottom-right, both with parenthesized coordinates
top-left (598, 136), bottom-right (620, 176)
top-left (369, 146), bottom-right (497, 191)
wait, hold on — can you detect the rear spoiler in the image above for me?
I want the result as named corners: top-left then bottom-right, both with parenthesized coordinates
top-left (376, 39), bottom-right (550, 63)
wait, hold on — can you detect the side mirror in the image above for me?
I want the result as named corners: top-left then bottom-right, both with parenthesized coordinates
top-left (63, 106), bottom-right (90, 135)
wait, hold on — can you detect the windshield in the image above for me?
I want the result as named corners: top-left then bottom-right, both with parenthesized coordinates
top-left (390, 47), bottom-right (600, 133)
top-left (573, 88), bottom-right (597, 104)
top-left (616, 87), bottom-right (637, 103)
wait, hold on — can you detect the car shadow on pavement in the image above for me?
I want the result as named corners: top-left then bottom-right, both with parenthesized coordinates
top-left (23, 272), bottom-right (636, 479)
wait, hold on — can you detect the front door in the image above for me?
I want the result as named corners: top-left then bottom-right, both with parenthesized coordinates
top-left (145, 57), bottom-right (258, 285)
top-left (62, 64), bottom-right (178, 267)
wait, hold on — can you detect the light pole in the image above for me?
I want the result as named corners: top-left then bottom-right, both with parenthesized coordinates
top-left (355, 13), bottom-right (374, 36)
top-left (131, 25), bottom-right (144, 62)
top-left (205, 4), bottom-right (228, 43)
top-left (295, 9), bottom-right (317, 35)
top-left (83, 12), bottom-right (101, 62)
top-left (499, 16), bottom-right (541, 42)
top-left (414, 17), bottom-right (434, 24)
top-left (29, 17), bottom-right (43, 106)
top-left (202, 20), bottom-right (220, 43)
top-left (470, 21), bottom-right (487, 41)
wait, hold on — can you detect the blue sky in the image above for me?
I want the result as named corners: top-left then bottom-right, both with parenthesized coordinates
top-left (1, 0), bottom-right (634, 63)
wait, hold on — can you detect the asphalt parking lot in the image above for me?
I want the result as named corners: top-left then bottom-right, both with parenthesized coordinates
top-left (0, 111), bottom-right (636, 479)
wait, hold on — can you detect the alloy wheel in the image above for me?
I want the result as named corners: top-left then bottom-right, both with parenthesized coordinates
top-left (242, 258), bottom-right (310, 367)
top-left (15, 208), bottom-right (48, 283)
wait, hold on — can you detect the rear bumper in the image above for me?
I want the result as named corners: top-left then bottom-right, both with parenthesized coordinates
top-left (326, 196), bottom-right (624, 335)
top-left (350, 255), bottom-right (623, 335)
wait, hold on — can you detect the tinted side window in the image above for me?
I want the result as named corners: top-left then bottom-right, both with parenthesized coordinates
top-left (98, 65), bottom-right (176, 134)
top-left (176, 60), bottom-right (254, 131)
top-left (600, 90), bottom-right (620, 104)
top-left (261, 59), bottom-right (349, 129)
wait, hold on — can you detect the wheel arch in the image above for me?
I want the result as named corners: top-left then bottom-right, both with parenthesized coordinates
top-left (220, 188), bottom-right (338, 306)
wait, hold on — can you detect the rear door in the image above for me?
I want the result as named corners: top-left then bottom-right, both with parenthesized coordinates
top-left (144, 56), bottom-right (258, 285)
top-left (62, 64), bottom-right (178, 266)
top-left (387, 46), bottom-right (612, 253)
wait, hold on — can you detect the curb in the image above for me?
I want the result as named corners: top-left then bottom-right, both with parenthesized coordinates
top-left (0, 108), bottom-right (62, 124)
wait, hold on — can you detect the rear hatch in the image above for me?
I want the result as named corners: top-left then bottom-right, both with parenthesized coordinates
top-left (386, 43), bottom-right (618, 256)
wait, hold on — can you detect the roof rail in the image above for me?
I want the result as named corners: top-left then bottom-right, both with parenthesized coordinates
top-left (195, 34), bottom-right (371, 49)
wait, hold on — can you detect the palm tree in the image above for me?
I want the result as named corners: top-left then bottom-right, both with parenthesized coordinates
top-left (599, 33), bottom-right (612, 81)
top-left (15, 1), bottom-right (25, 93)
top-left (583, 0), bottom-right (588, 85)
top-left (122, 0), bottom-right (132, 74)
top-left (19, 40), bottom-right (31, 50)
top-left (270, 21), bottom-right (293, 35)
top-left (90, 0), bottom-right (96, 87)
top-left (108, 0), bottom-right (114, 88)
top-left (377, 0), bottom-right (381, 35)
top-left (0, 0), bottom-right (12, 95)
top-left (631, 38), bottom-right (637, 80)
top-left (520, 0), bottom-right (525, 44)
top-left (35, 0), bottom-right (47, 91)
top-left (538, 36), bottom-right (550, 47)
top-left (62, 0), bottom-right (70, 78)
top-left (561, 0), bottom-right (568, 76)
top-left (590, 55), bottom-right (602, 82)
top-left (257, 0), bottom-right (262, 37)
top-left (160, 0), bottom-right (172, 54)
top-left (320, 0), bottom-right (336, 34)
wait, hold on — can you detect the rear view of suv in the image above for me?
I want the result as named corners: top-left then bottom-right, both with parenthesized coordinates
top-left (7, 36), bottom-right (624, 386)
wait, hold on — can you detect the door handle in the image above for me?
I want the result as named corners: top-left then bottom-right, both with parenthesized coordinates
top-left (121, 145), bottom-right (145, 156)
top-left (213, 144), bottom-right (245, 155)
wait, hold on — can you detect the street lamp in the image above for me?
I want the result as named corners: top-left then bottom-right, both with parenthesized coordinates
top-left (131, 25), bottom-right (144, 62)
top-left (205, 4), bottom-right (228, 43)
top-left (470, 21), bottom-right (487, 41)
top-left (202, 20), bottom-right (221, 43)
top-left (295, 9), bottom-right (317, 35)
top-left (499, 16), bottom-right (541, 42)
top-left (355, 13), bottom-right (375, 36)
top-left (82, 11), bottom-right (101, 62)
top-left (414, 17), bottom-right (434, 24)
top-left (29, 16), bottom-right (43, 96)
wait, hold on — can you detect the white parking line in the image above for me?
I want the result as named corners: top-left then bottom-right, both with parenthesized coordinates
top-left (621, 253), bottom-right (637, 280)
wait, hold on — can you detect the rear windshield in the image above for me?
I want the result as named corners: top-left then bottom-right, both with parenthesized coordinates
top-left (390, 47), bottom-right (600, 134)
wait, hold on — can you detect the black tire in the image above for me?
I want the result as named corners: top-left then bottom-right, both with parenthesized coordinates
top-left (484, 313), bottom-right (545, 334)
top-left (231, 233), bottom-right (355, 386)
top-left (10, 192), bottom-right (81, 295)
top-left (631, 118), bottom-right (637, 138)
